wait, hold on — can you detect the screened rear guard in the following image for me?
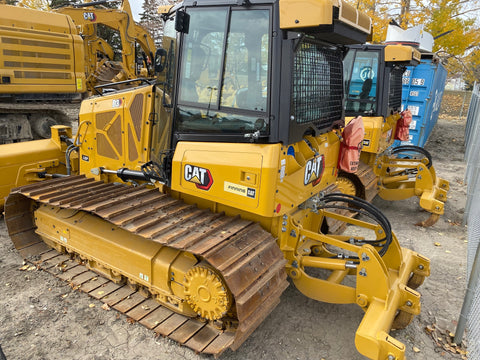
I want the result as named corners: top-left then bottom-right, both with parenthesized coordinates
top-left (292, 39), bottom-right (344, 135)
top-left (388, 68), bottom-right (403, 110)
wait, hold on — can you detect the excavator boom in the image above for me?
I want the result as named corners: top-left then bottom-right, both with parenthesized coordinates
top-left (55, 0), bottom-right (156, 81)
top-left (0, 1), bottom-right (155, 143)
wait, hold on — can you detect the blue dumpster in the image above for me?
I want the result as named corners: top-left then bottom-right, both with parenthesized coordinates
top-left (394, 56), bottom-right (447, 148)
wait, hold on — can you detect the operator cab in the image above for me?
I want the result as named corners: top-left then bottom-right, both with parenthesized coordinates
top-left (343, 44), bottom-right (420, 118)
top-left (343, 48), bottom-right (380, 115)
top-left (155, 0), bottom-right (371, 151)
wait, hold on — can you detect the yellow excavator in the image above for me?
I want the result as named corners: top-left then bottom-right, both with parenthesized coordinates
top-left (0, 5), bottom-right (86, 142)
top-left (3, 1), bottom-right (430, 359)
top-left (338, 44), bottom-right (449, 226)
top-left (55, 0), bottom-right (157, 90)
top-left (0, 0), bottom-right (154, 143)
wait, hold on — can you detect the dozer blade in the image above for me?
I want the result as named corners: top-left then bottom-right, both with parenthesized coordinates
top-left (4, 175), bottom-right (288, 357)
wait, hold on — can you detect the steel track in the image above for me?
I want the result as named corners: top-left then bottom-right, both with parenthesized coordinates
top-left (5, 175), bottom-right (288, 356)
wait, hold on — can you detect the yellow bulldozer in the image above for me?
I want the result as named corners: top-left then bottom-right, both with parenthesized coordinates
top-left (2, 1), bottom-right (431, 359)
top-left (0, 0), bottom-right (154, 143)
top-left (338, 43), bottom-right (449, 226)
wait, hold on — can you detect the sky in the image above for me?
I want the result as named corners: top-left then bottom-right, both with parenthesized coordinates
top-left (130, 0), bottom-right (142, 21)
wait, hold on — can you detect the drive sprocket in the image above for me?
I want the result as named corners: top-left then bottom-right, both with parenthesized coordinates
top-left (184, 265), bottom-right (232, 320)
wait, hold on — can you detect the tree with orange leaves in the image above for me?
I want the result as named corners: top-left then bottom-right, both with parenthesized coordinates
top-left (346, 0), bottom-right (480, 83)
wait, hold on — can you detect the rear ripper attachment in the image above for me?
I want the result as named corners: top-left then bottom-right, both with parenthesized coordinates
top-left (5, 176), bottom-right (288, 356)
top-left (375, 145), bottom-right (449, 227)
top-left (284, 192), bottom-right (430, 359)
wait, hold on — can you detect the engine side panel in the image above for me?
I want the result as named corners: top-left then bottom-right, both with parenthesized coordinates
top-left (0, 126), bottom-right (72, 210)
top-left (0, 4), bottom-right (86, 93)
top-left (78, 85), bottom-right (155, 177)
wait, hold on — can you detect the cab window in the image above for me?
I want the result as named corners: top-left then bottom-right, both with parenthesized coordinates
top-left (176, 8), bottom-right (270, 134)
top-left (344, 50), bottom-right (379, 114)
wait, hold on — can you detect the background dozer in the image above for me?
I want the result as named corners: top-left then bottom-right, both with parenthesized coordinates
top-left (0, 0), bottom-right (154, 144)
top-left (338, 43), bottom-right (449, 226)
top-left (3, 1), bottom-right (430, 359)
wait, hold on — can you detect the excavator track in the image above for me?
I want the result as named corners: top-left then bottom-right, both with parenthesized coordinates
top-left (5, 175), bottom-right (288, 357)
top-left (0, 102), bottom-right (80, 142)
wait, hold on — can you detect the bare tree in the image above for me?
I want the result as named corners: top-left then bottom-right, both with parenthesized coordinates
top-left (140, 0), bottom-right (163, 46)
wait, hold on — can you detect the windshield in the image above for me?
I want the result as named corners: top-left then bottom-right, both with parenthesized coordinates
top-left (176, 7), bottom-right (270, 134)
top-left (344, 50), bottom-right (379, 115)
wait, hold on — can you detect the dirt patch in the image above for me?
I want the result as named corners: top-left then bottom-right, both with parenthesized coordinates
top-left (0, 92), bottom-right (470, 359)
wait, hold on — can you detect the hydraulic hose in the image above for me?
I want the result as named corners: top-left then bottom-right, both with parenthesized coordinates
top-left (392, 145), bottom-right (433, 168)
top-left (65, 145), bottom-right (79, 176)
top-left (318, 192), bottom-right (393, 256)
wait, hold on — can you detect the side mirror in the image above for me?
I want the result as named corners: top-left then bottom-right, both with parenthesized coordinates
top-left (175, 10), bottom-right (190, 33)
top-left (154, 48), bottom-right (168, 73)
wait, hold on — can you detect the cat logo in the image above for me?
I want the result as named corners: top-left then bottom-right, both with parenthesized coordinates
top-left (304, 155), bottom-right (325, 186)
top-left (83, 12), bottom-right (96, 21)
top-left (184, 164), bottom-right (213, 190)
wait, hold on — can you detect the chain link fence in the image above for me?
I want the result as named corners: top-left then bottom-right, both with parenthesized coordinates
top-left (455, 82), bottom-right (480, 357)
top-left (464, 82), bottom-right (480, 212)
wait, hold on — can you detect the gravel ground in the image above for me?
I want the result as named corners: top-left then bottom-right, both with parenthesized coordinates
top-left (0, 91), bottom-right (470, 360)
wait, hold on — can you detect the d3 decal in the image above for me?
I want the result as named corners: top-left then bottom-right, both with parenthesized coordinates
top-left (112, 98), bottom-right (123, 108)
top-left (184, 164), bottom-right (213, 190)
top-left (304, 155), bottom-right (325, 186)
